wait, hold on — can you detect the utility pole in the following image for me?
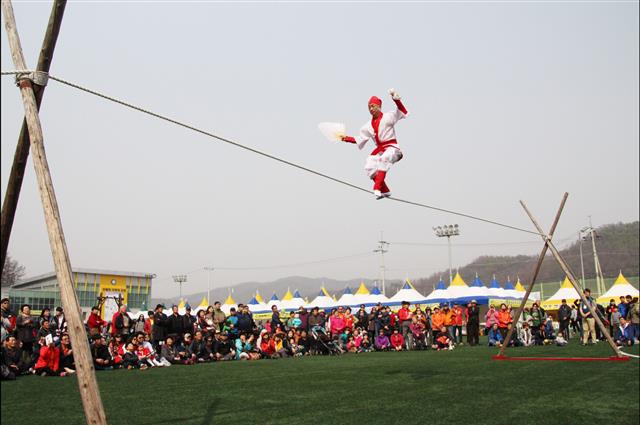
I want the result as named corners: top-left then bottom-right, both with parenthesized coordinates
top-left (204, 266), bottom-right (214, 305)
top-left (373, 231), bottom-right (389, 295)
top-left (0, 0), bottom-right (66, 276)
top-left (433, 224), bottom-right (460, 285)
top-left (582, 217), bottom-right (605, 296)
top-left (1, 1), bottom-right (106, 423)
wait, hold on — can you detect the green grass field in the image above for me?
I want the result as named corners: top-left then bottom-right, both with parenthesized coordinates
top-left (2, 340), bottom-right (638, 425)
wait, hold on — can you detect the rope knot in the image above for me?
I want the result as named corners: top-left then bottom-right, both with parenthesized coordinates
top-left (15, 70), bottom-right (48, 87)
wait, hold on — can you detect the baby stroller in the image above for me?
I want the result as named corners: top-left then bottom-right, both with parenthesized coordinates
top-left (310, 327), bottom-right (342, 356)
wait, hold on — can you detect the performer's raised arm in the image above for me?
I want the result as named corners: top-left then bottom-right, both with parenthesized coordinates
top-left (389, 89), bottom-right (408, 115)
top-left (341, 135), bottom-right (356, 144)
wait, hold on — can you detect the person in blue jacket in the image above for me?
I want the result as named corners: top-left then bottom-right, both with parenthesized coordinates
top-left (488, 323), bottom-right (504, 347)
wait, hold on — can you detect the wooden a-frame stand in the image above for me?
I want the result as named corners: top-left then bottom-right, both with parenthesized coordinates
top-left (1, 1), bottom-right (108, 423)
top-left (494, 192), bottom-right (628, 361)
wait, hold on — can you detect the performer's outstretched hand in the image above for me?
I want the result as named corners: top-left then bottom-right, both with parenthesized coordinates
top-left (388, 88), bottom-right (401, 100)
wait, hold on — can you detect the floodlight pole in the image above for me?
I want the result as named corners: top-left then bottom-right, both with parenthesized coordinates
top-left (204, 266), bottom-right (214, 305)
top-left (578, 231), bottom-right (586, 289)
top-left (173, 274), bottom-right (187, 300)
top-left (433, 224), bottom-right (460, 285)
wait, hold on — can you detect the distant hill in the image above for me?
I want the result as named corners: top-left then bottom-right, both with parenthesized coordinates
top-left (153, 221), bottom-right (638, 306)
top-left (412, 221), bottom-right (639, 294)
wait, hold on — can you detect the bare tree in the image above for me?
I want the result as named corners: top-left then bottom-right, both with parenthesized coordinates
top-left (1, 254), bottom-right (25, 288)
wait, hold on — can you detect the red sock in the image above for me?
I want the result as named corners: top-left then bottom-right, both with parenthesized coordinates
top-left (373, 171), bottom-right (387, 191)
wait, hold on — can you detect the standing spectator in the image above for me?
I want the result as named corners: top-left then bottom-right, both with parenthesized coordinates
top-left (51, 307), bottom-right (67, 337)
top-left (152, 304), bottom-right (168, 351)
top-left (329, 307), bottom-right (346, 338)
top-left (87, 306), bottom-right (105, 338)
top-left (431, 307), bottom-right (445, 337)
top-left (37, 319), bottom-right (53, 341)
top-left (212, 302), bottom-right (226, 332)
top-left (16, 304), bottom-right (36, 356)
top-left (485, 305), bottom-right (499, 335)
top-left (397, 301), bottom-right (413, 349)
top-left (271, 305), bottom-right (285, 334)
top-left (308, 308), bottom-right (323, 331)
top-left (182, 305), bottom-right (196, 336)
top-left (39, 308), bottom-right (52, 328)
top-left (298, 307), bottom-right (309, 331)
top-left (530, 303), bottom-right (544, 330)
top-left (452, 303), bottom-right (464, 345)
top-left (226, 308), bottom-right (239, 338)
top-left (617, 296), bottom-right (629, 321)
top-left (344, 307), bottom-right (355, 332)
top-left (570, 304), bottom-right (582, 339)
top-left (236, 305), bottom-right (255, 336)
top-left (626, 295), bottom-right (639, 343)
top-left (465, 300), bottom-right (480, 346)
top-left (112, 305), bottom-right (131, 340)
top-left (355, 305), bottom-right (368, 331)
top-left (606, 299), bottom-right (618, 337)
top-left (1, 298), bottom-right (16, 342)
top-left (166, 305), bottom-right (184, 343)
top-left (497, 303), bottom-right (512, 340)
top-left (580, 289), bottom-right (597, 345)
top-left (610, 307), bottom-right (622, 340)
top-left (133, 314), bottom-right (146, 334)
top-left (558, 299), bottom-right (572, 340)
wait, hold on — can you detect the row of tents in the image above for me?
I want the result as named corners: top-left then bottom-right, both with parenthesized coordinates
top-left (165, 271), bottom-right (638, 317)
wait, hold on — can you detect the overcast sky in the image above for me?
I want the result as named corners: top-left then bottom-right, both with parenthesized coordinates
top-left (2, 1), bottom-right (638, 298)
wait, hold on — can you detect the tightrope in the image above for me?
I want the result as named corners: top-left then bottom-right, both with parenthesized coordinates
top-left (1, 70), bottom-right (544, 236)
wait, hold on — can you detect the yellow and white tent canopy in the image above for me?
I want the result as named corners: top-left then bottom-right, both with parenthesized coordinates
top-left (192, 296), bottom-right (209, 314)
top-left (540, 277), bottom-right (581, 310)
top-left (280, 290), bottom-right (306, 311)
top-left (597, 272), bottom-right (639, 305)
top-left (444, 272), bottom-right (470, 299)
top-left (351, 282), bottom-right (372, 306)
top-left (306, 287), bottom-right (335, 309)
top-left (221, 294), bottom-right (237, 314)
top-left (515, 279), bottom-right (526, 293)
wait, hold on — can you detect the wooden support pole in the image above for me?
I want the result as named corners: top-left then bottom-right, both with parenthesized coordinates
top-left (520, 200), bottom-right (622, 357)
top-left (1, 1), bottom-right (107, 424)
top-left (0, 0), bottom-right (66, 275)
top-left (497, 192), bottom-right (568, 357)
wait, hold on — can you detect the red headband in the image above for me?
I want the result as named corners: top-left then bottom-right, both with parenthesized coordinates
top-left (368, 96), bottom-right (382, 107)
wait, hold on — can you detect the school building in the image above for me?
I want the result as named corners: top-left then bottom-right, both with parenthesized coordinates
top-left (8, 268), bottom-right (155, 319)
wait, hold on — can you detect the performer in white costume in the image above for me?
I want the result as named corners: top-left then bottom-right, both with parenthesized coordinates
top-left (341, 89), bottom-right (408, 199)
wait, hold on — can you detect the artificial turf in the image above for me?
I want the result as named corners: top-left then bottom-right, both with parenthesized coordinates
top-left (1, 341), bottom-right (638, 425)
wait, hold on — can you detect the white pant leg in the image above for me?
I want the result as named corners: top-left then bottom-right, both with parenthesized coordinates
top-left (364, 147), bottom-right (403, 178)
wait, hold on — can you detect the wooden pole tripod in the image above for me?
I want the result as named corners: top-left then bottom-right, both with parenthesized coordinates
top-left (1, 1), bottom-right (108, 423)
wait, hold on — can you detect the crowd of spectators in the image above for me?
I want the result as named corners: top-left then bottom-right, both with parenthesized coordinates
top-left (1, 290), bottom-right (637, 380)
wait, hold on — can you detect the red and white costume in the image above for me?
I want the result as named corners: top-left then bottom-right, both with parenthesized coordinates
top-left (343, 92), bottom-right (408, 197)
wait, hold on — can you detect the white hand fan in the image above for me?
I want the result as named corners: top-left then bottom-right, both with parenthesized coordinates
top-left (318, 122), bottom-right (346, 142)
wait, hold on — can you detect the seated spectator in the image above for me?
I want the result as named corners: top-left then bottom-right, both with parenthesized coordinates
top-left (488, 324), bottom-right (503, 347)
top-left (505, 323), bottom-right (522, 347)
top-left (91, 336), bottom-right (113, 370)
top-left (214, 332), bottom-right (236, 361)
top-left (135, 333), bottom-right (167, 367)
top-left (183, 332), bottom-right (208, 363)
top-left (346, 335), bottom-right (358, 353)
top-left (108, 334), bottom-right (125, 368)
top-left (289, 338), bottom-right (304, 357)
top-left (2, 335), bottom-right (26, 375)
top-left (616, 318), bottom-right (634, 347)
top-left (390, 329), bottom-right (404, 351)
top-left (433, 328), bottom-right (453, 351)
top-left (161, 336), bottom-right (193, 365)
top-left (410, 316), bottom-right (426, 350)
top-left (34, 335), bottom-right (65, 376)
top-left (375, 330), bottom-right (390, 351)
top-left (360, 334), bottom-right (373, 352)
top-left (59, 334), bottom-right (76, 375)
top-left (235, 333), bottom-right (259, 360)
top-left (259, 333), bottom-right (276, 358)
top-left (520, 322), bottom-right (533, 347)
top-left (272, 334), bottom-right (290, 358)
top-left (543, 317), bottom-right (556, 343)
top-left (122, 343), bottom-right (147, 370)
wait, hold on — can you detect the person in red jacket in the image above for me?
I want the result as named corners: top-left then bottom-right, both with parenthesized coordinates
top-left (34, 336), bottom-right (64, 376)
top-left (390, 329), bottom-right (405, 351)
top-left (497, 303), bottom-right (512, 340)
top-left (452, 303), bottom-right (465, 345)
top-left (87, 306), bottom-right (106, 338)
top-left (397, 301), bottom-right (413, 350)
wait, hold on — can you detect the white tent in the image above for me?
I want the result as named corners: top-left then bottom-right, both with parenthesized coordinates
top-left (487, 276), bottom-right (509, 300)
top-left (280, 290), bottom-right (306, 311)
top-left (246, 295), bottom-right (270, 313)
top-left (502, 278), bottom-right (522, 299)
top-left (425, 279), bottom-right (448, 304)
top-left (265, 293), bottom-right (281, 310)
top-left (597, 272), bottom-right (639, 305)
top-left (389, 281), bottom-right (428, 305)
top-left (540, 277), bottom-right (581, 310)
top-left (336, 286), bottom-right (357, 307)
top-left (356, 286), bottom-right (389, 307)
top-left (465, 274), bottom-right (490, 305)
top-left (306, 288), bottom-right (335, 309)
top-left (443, 272), bottom-right (472, 302)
